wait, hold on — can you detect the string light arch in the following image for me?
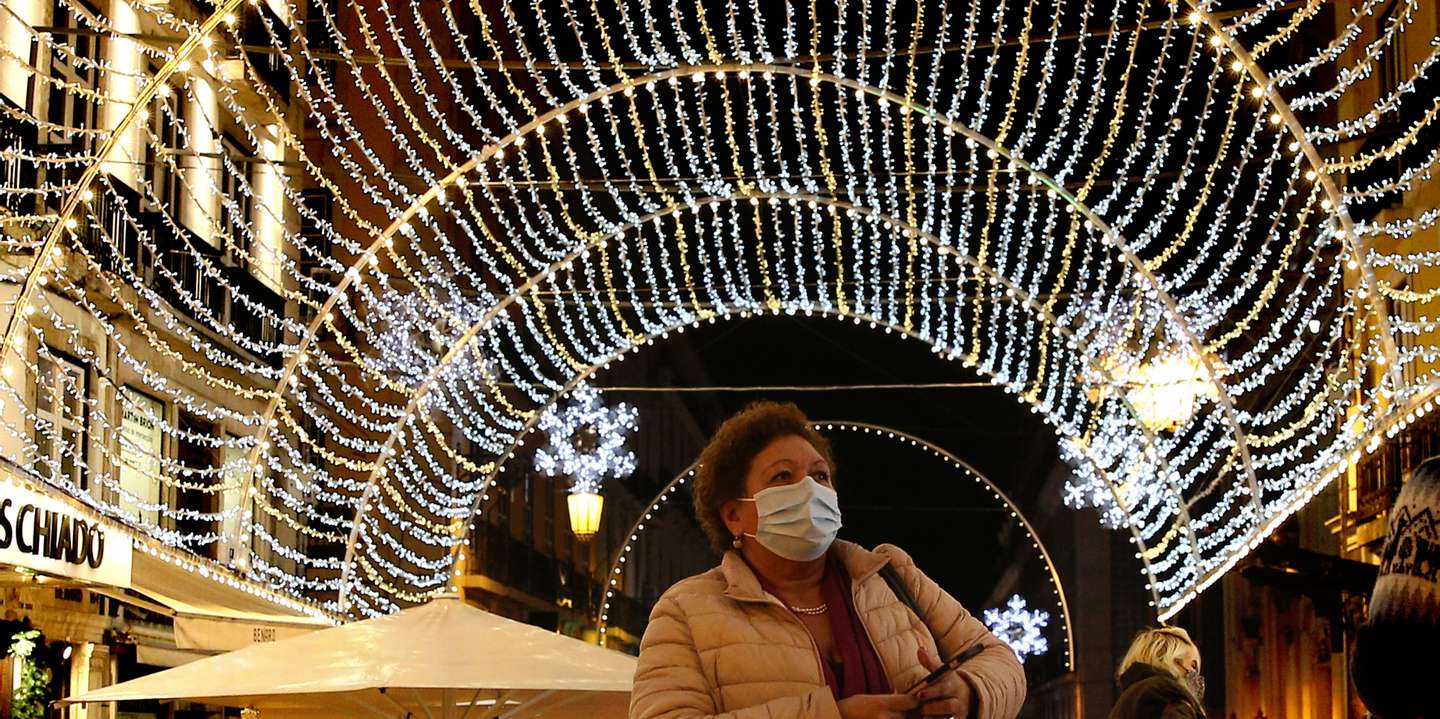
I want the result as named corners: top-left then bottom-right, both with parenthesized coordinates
top-left (438, 304), bottom-right (1166, 617)
top-left (338, 192), bottom-right (1199, 615)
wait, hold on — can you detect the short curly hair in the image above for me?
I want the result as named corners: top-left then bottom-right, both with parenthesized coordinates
top-left (692, 401), bottom-right (836, 554)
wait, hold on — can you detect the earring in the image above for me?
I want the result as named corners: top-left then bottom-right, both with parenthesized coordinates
top-left (732, 535), bottom-right (743, 549)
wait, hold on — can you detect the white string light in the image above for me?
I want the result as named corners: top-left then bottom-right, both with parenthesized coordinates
top-left (533, 383), bottom-right (639, 493)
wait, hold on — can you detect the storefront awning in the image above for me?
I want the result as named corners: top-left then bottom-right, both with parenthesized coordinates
top-left (115, 551), bottom-right (332, 651)
top-left (2, 474), bottom-right (332, 651)
top-left (125, 551), bottom-right (330, 625)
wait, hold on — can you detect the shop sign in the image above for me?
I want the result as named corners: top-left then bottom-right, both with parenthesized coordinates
top-left (0, 482), bottom-right (133, 587)
top-left (118, 388), bottom-right (163, 524)
top-left (174, 614), bottom-right (319, 652)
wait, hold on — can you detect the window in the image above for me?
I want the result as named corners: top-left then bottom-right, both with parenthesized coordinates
top-left (302, 0), bottom-right (339, 83)
top-left (143, 69), bottom-right (184, 214)
top-left (540, 475), bottom-right (555, 554)
top-left (1376, 0), bottom-right (1404, 128)
top-left (240, 2), bottom-right (292, 101)
top-left (299, 188), bottom-right (334, 269)
top-left (1390, 284), bottom-right (1419, 387)
top-left (34, 351), bottom-right (87, 490)
top-left (219, 133), bottom-right (254, 268)
top-left (117, 387), bottom-right (164, 526)
top-left (0, 109), bottom-right (35, 215)
top-left (175, 413), bottom-right (218, 556)
top-left (39, 0), bottom-right (99, 146)
top-left (521, 473), bottom-right (533, 543)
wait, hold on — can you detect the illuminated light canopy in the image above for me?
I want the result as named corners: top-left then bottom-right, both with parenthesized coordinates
top-left (983, 594), bottom-right (1051, 663)
top-left (1124, 351), bottom-right (1222, 433)
top-left (370, 288), bottom-right (489, 387)
top-left (0, 0), bottom-right (1433, 623)
top-left (1076, 294), bottom-right (1224, 432)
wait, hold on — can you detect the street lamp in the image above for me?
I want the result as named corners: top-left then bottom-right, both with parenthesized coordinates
top-left (567, 491), bottom-right (605, 541)
top-left (1124, 351), bottom-right (1220, 432)
top-left (534, 383), bottom-right (638, 541)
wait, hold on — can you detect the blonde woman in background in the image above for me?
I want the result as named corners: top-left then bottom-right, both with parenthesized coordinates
top-left (1107, 627), bottom-right (1207, 719)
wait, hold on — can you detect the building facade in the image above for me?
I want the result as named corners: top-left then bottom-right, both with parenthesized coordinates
top-left (1207, 2), bottom-right (1440, 717)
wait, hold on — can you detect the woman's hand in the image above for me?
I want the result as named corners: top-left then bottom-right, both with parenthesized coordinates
top-left (909, 649), bottom-right (975, 719)
top-left (836, 693), bottom-right (920, 719)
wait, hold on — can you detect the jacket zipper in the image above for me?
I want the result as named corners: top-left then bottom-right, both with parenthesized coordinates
top-left (736, 594), bottom-right (829, 687)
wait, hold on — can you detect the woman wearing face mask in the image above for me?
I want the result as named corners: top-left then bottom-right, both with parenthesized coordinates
top-left (1108, 627), bottom-right (1207, 719)
top-left (630, 402), bottom-right (1026, 719)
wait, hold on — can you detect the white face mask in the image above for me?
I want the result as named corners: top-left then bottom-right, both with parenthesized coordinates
top-left (738, 476), bottom-right (842, 561)
top-left (1184, 668), bottom-right (1205, 703)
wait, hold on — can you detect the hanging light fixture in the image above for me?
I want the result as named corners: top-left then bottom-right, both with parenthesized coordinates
top-left (1124, 350), bottom-right (1221, 432)
top-left (567, 492), bottom-right (605, 542)
top-left (1075, 292), bottom-right (1220, 433)
top-left (535, 384), bottom-right (639, 540)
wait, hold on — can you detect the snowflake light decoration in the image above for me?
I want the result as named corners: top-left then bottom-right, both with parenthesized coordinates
top-left (371, 287), bottom-right (487, 386)
top-left (534, 385), bottom-right (639, 493)
top-left (983, 595), bottom-right (1050, 663)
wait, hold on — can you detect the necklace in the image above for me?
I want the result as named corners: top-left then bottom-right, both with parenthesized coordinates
top-left (788, 602), bottom-right (828, 616)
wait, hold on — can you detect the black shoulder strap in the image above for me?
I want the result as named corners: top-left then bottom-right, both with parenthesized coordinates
top-left (879, 563), bottom-right (927, 625)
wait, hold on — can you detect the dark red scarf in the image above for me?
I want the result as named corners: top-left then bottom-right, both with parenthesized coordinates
top-left (819, 552), bottom-right (893, 698)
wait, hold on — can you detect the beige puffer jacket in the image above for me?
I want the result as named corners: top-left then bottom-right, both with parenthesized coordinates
top-left (630, 541), bottom-right (1026, 719)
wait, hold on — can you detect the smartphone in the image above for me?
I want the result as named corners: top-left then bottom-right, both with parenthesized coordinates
top-left (905, 643), bottom-right (987, 693)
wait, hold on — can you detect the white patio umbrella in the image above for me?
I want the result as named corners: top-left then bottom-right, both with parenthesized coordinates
top-left (67, 597), bottom-right (637, 719)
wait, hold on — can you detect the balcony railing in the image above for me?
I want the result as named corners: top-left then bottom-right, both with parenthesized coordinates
top-left (1, 98), bottom-right (40, 217)
top-left (1353, 410), bottom-right (1440, 522)
top-left (80, 179), bottom-right (286, 363)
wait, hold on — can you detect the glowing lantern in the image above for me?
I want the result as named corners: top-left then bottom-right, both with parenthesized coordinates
top-left (1124, 351), bottom-right (1221, 432)
top-left (567, 492), bottom-right (605, 541)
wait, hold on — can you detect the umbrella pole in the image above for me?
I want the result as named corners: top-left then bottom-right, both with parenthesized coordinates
top-left (500, 690), bottom-right (559, 719)
top-left (500, 690), bottom-right (599, 719)
top-left (341, 692), bottom-right (412, 719)
top-left (474, 690), bottom-right (512, 719)
top-left (378, 687), bottom-right (427, 719)
top-left (405, 687), bottom-right (440, 719)
top-left (455, 688), bottom-right (489, 719)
